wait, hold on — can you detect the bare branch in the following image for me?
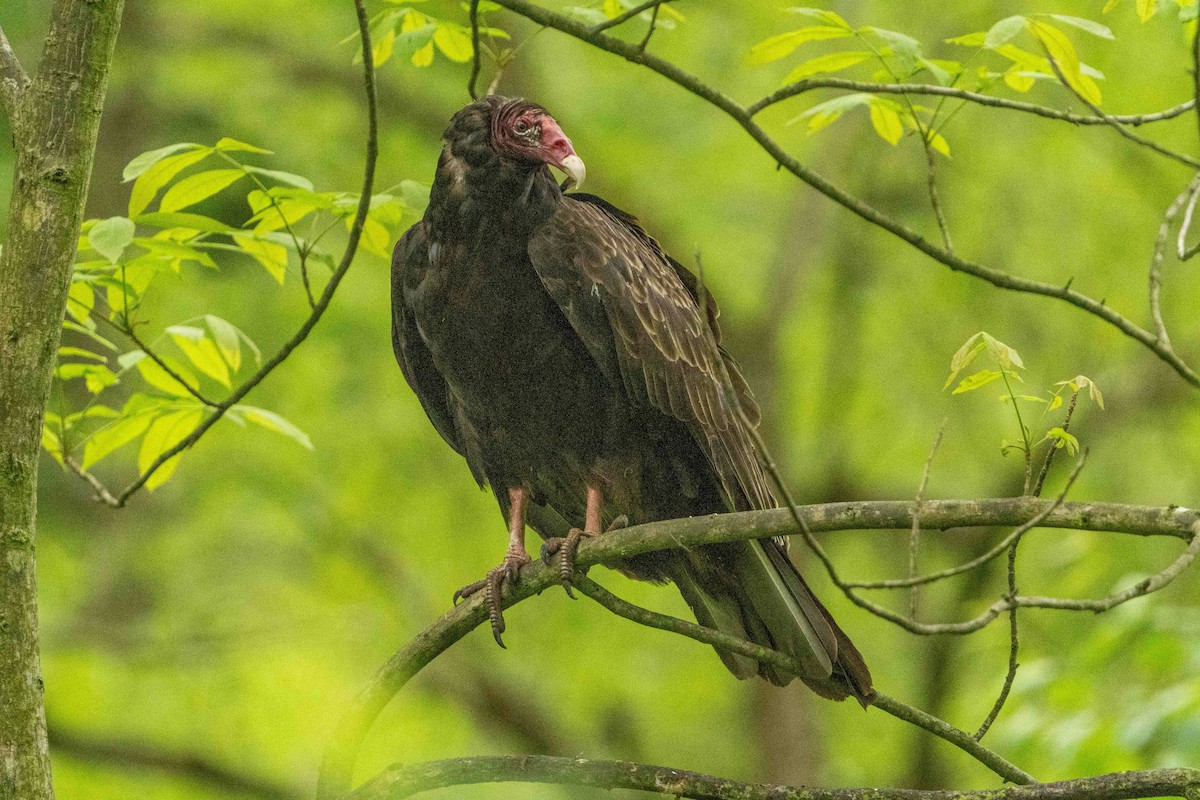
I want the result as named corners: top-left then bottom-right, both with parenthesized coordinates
top-left (748, 77), bottom-right (1196, 127)
top-left (0, 24), bottom-right (29, 120)
top-left (1032, 391), bottom-right (1080, 496)
top-left (849, 455), bottom-right (1084, 591)
top-left (591, 0), bottom-right (673, 34)
top-left (907, 420), bottom-right (945, 617)
top-left (973, 541), bottom-right (1021, 742)
top-left (468, 0), bottom-right (482, 100)
top-left (63, 456), bottom-right (122, 506)
top-left (317, 497), bottom-right (1199, 798)
top-left (349, 759), bottom-right (1200, 800)
top-left (491, 0), bottom-right (1200, 390)
top-left (574, 578), bottom-right (1035, 785)
top-left (124, 326), bottom-right (221, 407)
top-left (1043, 55), bottom-right (1199, 170)
top-left (1151, 174), bottom-right (1200, 348)
top-left (96, 0), bottom-right (379, 507)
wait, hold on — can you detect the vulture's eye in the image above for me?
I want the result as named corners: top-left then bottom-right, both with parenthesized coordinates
top-left (513, 119), bottom-right (534, 137)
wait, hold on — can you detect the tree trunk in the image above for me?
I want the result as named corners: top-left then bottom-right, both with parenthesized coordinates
top-left (0, 3), bottom-right (124, 798)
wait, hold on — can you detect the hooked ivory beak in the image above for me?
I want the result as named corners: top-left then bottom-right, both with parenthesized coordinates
top-left (557, 154), bottom-right (586, 191)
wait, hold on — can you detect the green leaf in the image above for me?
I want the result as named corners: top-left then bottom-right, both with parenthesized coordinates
top-left (42, 425), bottom-right (63, 465)
top-left (87, 217), bottom-right (136, 264)
top-left (135, 212), bottom-right (240, 234)
top-left (58, 346), bottom-right (107, 362)
top-left (233, 233), bottom-right (288, 283)
top-left (1043, 426), bottom-right (1080, 455)
top-left (919, 58), bottom-right (958, 85)
top-left (982, 332), bottom-right (1024, 370)
top-left (433, 24), bottom-right (474, 62)
top-left (783, 51), bottom-right (872, 83)
top-left (56, 362), bottom-right (119, 394)
top-left (160, 169), bottom-right (246, 213)
top-left (1057, 375), bottom-right (1105, 409)
top-left (205, 315), bottom-right (243, 373)
top-left (1048, 394), bottom-right (1064, 411)
top-left (946, 31), bottom-right (987, 47)
top-left (129, 351), bottom-right (201, 398)
top-left (216, 137), bottom-right (273, 154)
top-left (401, 180), bottom-right (430, 214)
top-left (63, 320), bottom-right (117, 351)
top-left (747, 26), bottom-right (853, 65)
top-left (244, 166), bottom-right (315, 190)
top-left (1137, 0), bottom-right (1159, 20)
top-left (138, 408), bottom-right (205, 490)
top-left (785, 7), bottom-right (852, 29)
top-left (128, 148), bottom-right (213, 216)
top-left (234, 405), bottom-right (314, 450)
top-left (985, 16), bottom-right (1027, 48)
top-left (791, 93), bottom-right (873, 133)
top-left (1028, 19), bottom-right (1102, 105)
top-left (123, 143), bottom-right (204, 182)
top-left (1046, 15), bottom-right (1116, 39)
top-left (866, 27), bottom-right (922, 73)
top-left (868, 98), bottom-right (905, 145)
top-left (168, 326), bottom-right (231, 388)
top-left (82, 409), bottom-right (157, 469)
top-left (66, 280), bottom-right (94, 326)
top-left (952, 369), bottom-right (1003, 394)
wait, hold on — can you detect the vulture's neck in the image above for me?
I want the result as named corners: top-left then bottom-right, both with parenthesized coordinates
top-left (427, 145), bottom-right (561, 242)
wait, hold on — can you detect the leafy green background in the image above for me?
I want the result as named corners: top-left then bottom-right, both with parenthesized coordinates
top-left (2, 0), bottom-right (1199, 797)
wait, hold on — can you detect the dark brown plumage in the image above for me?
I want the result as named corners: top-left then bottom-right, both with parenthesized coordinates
top-left (391, 96), bottom-right (872, 703)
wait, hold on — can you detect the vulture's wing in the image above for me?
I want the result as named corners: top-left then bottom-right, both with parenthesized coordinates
top-left (391, 222), bottom-right (465, 457)
top-left (527, 194), bottom-right (773, 511)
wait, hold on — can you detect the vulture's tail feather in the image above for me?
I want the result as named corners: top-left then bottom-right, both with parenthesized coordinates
top-left (671, 540), bottom-right (874, 705)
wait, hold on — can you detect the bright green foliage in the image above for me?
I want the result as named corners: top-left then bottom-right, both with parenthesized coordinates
top-left (354, 4), bottom-right (508, 68)
top-left (945, 332), bottom-right (1102, 466)
top-left (749, 7), bottom-right (1148, 153)
top-left (42, 138), bottom-right (420, 491)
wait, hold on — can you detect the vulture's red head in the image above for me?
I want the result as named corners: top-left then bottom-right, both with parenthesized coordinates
top-left (442, 97), bottom-right (586, 192)
top-left (488, 99), bottom-right (586, 189)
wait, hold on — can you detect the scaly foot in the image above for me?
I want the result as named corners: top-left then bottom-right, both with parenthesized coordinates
top-left (453, 547), bottom-right (532, 648)
top-left (541, 515), bottom-right (628, 598)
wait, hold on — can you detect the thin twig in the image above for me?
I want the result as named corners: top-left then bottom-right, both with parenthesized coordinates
top-left (0, 24), bottom-right (28, 120)
top-left (974, 540), bottom-right (1021, 741)
top-left (573, 577), bottom-right (1034, 785)
top-left (468, 0), bottom-right (482, 100)
top-left (591, 0), bottom-right (673, 34)
top-left (636, 2), bottom-right (661, 52)
top-left (923, 137), bottom-right (954, 253)
top-left (490, 0), bottom-right (1200, 391)
top-left (1031, 391), bottom-right (1078, 498)
top-left (748, 77), bottom-right (1196, 126)
top-left (1175, 182), bottom-right (1200, 259)
top-left (1192, 22), bottom-right (1200, 150)
top-left (908, 420), bottom-right (946, 617)
top-left (1043, 54), bottom-right (1200, 170)
top-left (849, 454), bottom-right (1085, 592)
top-left (1151, 174), bottom-right (1200, 348)
top-left (63, 456), bottom-right (123, 506)
top-left (124, 326), bottom-right (221, 407)
top-left (95, 0), bottom-right (379, 507)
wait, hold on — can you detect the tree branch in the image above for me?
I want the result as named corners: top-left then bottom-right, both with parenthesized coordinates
top-left (90, 0), bottom-right (378, 507)
top-left (747, 78), bottom-right (1196, 126)
top-left (317, 497), bottom-right (1199, 798)
top-left (591, 0), bottom-right (674, 34)
top-left (0, 24), bottom-right (28, 120)
top-left (489, 0), bottom-right (1200, 390)
top-left (350, 760), bottom-right (1197, 800)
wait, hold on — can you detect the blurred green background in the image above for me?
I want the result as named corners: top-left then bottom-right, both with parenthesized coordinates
top-left (3, 0), bottom-right (1199, 797)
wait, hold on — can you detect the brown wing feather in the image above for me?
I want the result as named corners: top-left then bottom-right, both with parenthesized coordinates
top-left (527, 195), bottom-right (773, 512)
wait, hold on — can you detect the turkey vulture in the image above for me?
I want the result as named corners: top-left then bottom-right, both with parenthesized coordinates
top-left (391, 96), bottom-right (872, 703)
